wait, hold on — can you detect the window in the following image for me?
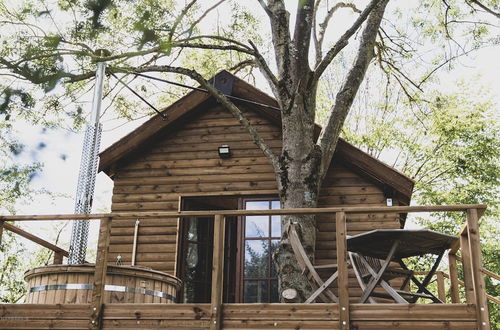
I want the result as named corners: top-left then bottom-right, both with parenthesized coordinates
top-left (241, 199), bottom-right (280, 303)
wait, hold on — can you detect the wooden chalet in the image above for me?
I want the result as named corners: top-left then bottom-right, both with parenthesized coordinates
top-left (0, 70), bottom-right (494, 329)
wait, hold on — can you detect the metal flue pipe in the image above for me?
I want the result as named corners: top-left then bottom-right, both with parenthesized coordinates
top-left (68, 61), bottom-right (106, 264)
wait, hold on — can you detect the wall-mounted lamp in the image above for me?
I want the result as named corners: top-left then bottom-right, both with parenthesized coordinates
top-left (218, 145), bottom-right (231, 158)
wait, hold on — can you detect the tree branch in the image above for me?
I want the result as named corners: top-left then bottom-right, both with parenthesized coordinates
top-left (178, 35), bottom-right (251, 51)
top-left (313, 0), bottom-right (383, 82)
top-left (314, 2), bottom-right (361, 65)
top-left (256, 0), bottom-right (272, 17)
top-left (468, 0), bottom-right (500, 18)
top-left (172, 42), bottom-right (254, 55)
top-left (267, 0), bottom-right (292, 88)
top-left (229, 59), bottom-right (256, 74)
top-left (168, 0), bottom-right (198, 42)
top-left (181, 0), bottom-right (228, 37)
top-left (317, 0), bottom-right (389, 176)
top-left (248, 39), bottom-right (281, 101)
top-left (120, 65), bottom-right (279, 170)
top-left (292, 0), bottom-right (315, 75)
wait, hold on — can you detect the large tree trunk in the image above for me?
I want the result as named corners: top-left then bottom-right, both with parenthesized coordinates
top-left (274, 88), bottom-right (323, 302)
top-left (271, 0), bottom-right (389, 303)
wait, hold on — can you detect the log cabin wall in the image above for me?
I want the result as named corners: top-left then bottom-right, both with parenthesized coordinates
top-left (107, 101), bottom-right (403, 301)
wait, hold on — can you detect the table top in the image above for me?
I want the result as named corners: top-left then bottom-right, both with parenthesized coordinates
top-left (347, 229), bottom-right (458, 259)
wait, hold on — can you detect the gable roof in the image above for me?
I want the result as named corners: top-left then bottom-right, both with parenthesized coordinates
top-left (99, 70), bottom-right (414, 204)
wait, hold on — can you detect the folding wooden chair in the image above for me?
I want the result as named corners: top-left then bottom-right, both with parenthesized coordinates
top-left (349, 252), bottom-right (433, 303)
top-left (287, 222), bottom-right (339, 303)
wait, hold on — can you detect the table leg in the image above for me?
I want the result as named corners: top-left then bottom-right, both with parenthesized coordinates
top-left (398, 253), bottom-right (444, 303)
top-left (359, 240), bottom-right (401, 303)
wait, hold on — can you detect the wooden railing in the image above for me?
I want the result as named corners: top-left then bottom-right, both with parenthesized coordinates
top-left (0, 204), bottom-right (492, 330)
top-left (415, 270), bottom-right (500, 305)
top-left (0, 221), bottom-right (69, 264)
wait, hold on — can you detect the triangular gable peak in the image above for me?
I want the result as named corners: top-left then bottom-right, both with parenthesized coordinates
top-left (99, 70), bottom-right (414, 204)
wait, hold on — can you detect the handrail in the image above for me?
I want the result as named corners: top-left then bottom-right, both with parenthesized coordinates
top-left (417, 270), bottom-right (500, 305)
top-left (453, 255), bottom-right (500, 282)
top-left (441, 273), bottom-right (500, 305)
top-left (3, 222), bottom-right (69, 257)
top-left (0, 204), bottom-right (488, 221)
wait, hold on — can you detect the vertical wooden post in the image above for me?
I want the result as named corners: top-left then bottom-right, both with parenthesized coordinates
top-left (53, 251), bottom-right (64, 264)
top-left (448, 253), bottom-right (460, 303)
top-left (467, 208), bottom-right (490, 330)
top-left (436, 271), bottom-right (446, 302)
top-left (0, 220), bottom-right (4, 246)
top-left (90, 217), bottom-right (112, 330)
top-left (335, 212), bottom-right (350, 330)
top-left (210, 215), bottom-right (225, 330)
top-left (460, 230), bottom-right (475, 304)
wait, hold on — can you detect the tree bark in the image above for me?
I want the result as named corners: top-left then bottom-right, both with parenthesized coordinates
top-left (273, 0), bottom-right (390, 302)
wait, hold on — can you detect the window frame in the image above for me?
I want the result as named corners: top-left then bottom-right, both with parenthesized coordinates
top-left (237, 197), bottom-right (281, 303)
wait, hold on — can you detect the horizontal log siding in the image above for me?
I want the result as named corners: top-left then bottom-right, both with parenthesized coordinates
top-left (0, 304), bottom-right (477, 329)
top-left (109, 104), bottom-right (401, 300)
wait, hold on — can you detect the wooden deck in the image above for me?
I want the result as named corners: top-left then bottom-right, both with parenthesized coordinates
top-left (0, 303), bottom-right (478, 329)
top-left (0, 205), bottom-right (493, 329)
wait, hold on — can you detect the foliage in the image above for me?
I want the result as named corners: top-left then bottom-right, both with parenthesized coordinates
top-left (339, 73), bottom-right (499, 324)
top-left (0, 232), bottom-right (27, 303)
top-left (0, 121), bottom-right (42, 214)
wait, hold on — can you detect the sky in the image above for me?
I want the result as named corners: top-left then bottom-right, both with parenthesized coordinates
top-left (4, 0), bottom-right (500, 254)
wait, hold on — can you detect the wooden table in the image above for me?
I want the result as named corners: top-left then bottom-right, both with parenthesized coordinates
top-left (347, 229), bottom-right (458, 304)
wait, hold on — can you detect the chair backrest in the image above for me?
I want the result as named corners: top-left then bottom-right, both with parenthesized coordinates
top-left (287, 222), bottom-right (339, 303)
top-left (287, 222), bottom-right (315, 275)
top-left (350, 253), bottom-right (382, 279)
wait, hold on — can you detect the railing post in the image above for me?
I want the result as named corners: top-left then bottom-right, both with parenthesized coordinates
top-left (90, 217), bottom-right (112, 330)
top-left (210, 215), bottom-right (225, 330)
top-left (436, 271), bottom-right (446, 302)
top-left (335, 212), bottom-right (350, 330)
top-left (466, 208), bottom-right (490, 330)
top-left (448, 253), bottom-right (460, 303)
top-left (53, 251), bottom-right (64, 264)
top-left (460, 229), bottom-right (475, 304)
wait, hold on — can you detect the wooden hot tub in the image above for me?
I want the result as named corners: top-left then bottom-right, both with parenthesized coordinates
top-left (24, 264), bottom-right (181, 304)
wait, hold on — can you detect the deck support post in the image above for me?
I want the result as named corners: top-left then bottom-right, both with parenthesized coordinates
top-left (335, 212), bottom-right (350, 330)
top-left (53, 251), bottom-right (64, 264)
top-left (90, 217), bottom-right (112, 330)
top-left (448, 253), bottom-right (460, 303)
top-left (460, 229), bottom-right (475, 304)
top-left (210, 215), bottom-right (225, 330)
top-left (466, 208), bottom-right (490, 330)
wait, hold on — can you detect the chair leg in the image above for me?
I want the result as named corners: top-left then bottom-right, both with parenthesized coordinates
top-left (306, 272), bottom-right (339, 303)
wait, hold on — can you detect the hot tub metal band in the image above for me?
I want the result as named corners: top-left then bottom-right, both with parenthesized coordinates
top-left (28, 284), bottom-right (177, 302)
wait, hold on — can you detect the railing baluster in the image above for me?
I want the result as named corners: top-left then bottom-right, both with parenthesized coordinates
top-left (210, 215), bottom-right (225, 330)
top-left (90, 217), bottom-right (112, 330)
top-left (460, 229), bottom-right (475, 304)
top-left (448, 253), bottom-right (460, 303)
top-left (336, 212), bottom-right (350, 330)
top-left (466, 208), bottom-right (490, 329)
top-left (436, 271), bottom-right (446, 302)
top-left (0, 219), bottom-right (4, 245)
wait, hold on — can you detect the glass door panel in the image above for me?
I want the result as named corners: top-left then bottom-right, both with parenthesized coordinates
top-left (241, 199), bottom-right (280, 302)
